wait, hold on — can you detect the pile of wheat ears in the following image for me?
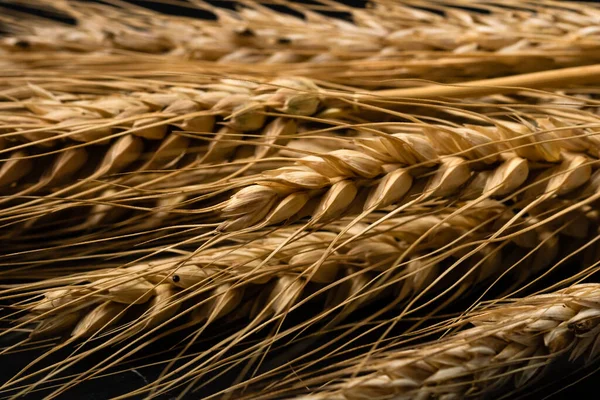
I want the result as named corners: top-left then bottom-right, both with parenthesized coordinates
top-left (3, 0), bottom-right (600, 399)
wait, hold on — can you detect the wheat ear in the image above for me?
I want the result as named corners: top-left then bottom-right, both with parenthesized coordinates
top-left (292, 283), bottom-right (600, 400)
top-left (218, 115), bottom-right (600, 230)
top-left (4, 1), bottom-right (600, 88)
top-left (0, 76), bottom-right (324, 232)
top-left (4, 195), bottom-right (597, 397)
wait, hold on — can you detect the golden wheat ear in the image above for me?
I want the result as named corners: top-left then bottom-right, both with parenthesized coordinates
top-left (4, 0), bottom-right (600, 87)
top-left (0, 76), bottom-right (327, 233)
top-left (278, 283), bottom-right (600, 400)
top-left (216, 103), bottom-right (600, 232)
top-left (2, 194), bottom-right (596, 398)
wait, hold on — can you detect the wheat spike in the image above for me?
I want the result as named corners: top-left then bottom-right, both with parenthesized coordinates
top-left (2, 195), bottom-right (597, 397)
top-left (218, 115), bottom-right (600, 230)
top-left (0, 76), bottom-right (326, 234)
top-left (3, 1), bottom-right (600, 88)
top-left (0, 77), bottom-right (318, 149)
top-left (293, 283), bottom-right (600, 400)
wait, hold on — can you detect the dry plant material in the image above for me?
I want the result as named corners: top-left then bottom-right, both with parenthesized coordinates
top-left (3, 1), bottom-right (600, 398)
top-left (218, 115), bottom-right (600, 230)
top-left (296, 284), bottom-right (600, 400)
top-left (0, 77), bottom-right (319, 149)
top-left (4, 1), bottom-right (600, 88)
top-left (0, 76), bottom-right (326, 234)
top-left (2, 197), bottom-right (596, 398)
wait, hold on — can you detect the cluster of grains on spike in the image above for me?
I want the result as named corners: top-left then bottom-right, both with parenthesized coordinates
top-left (4, 1), bottom-right (600, 85)
top-left (23, 227), bottom-right (369, 338)
top-left (17, 217), bottom-right (459, 339)
top-left (220, 118), bottom-right (600, 230)
top-left (24, 196), bottom-right (599, 341)
top-left (0, 78), bottom-right (319, 178)
top-left (0, 78), bottom-right (325, 232)
top-left (0, 77), bottom-right (319, 148)
top-left (297, 284), bottom-right (600, 400)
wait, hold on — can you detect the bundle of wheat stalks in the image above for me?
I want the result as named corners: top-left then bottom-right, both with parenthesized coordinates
top-left (2, 0), bottom-right (600, 399)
